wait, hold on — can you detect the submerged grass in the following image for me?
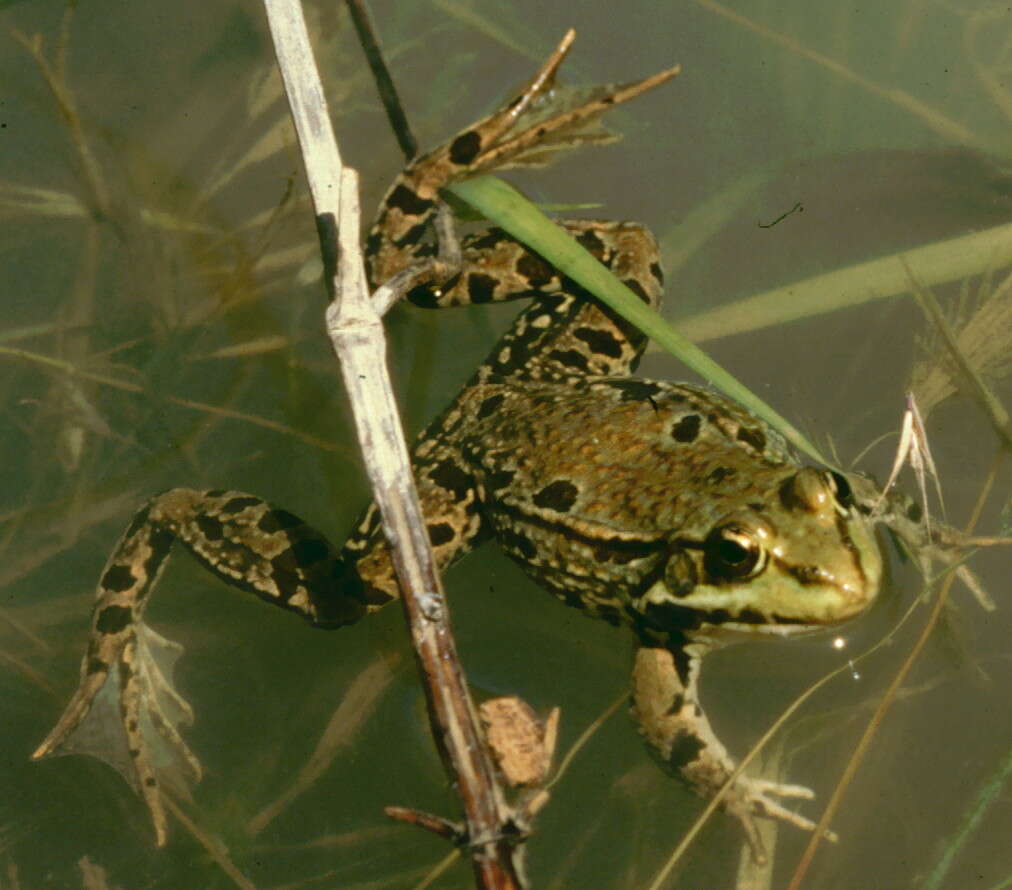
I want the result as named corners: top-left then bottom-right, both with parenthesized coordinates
top-left (921, 741), bottom-right (1012, 890)
top-left (674, 222), bottom-right (1012, 343)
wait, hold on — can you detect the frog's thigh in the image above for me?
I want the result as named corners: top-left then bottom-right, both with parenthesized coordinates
top-left (413, 446), bottom-right (486, 567)
top-left (345, 447), bottom-right (487, 600)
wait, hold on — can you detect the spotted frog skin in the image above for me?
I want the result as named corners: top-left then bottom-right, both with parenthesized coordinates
top-left (35, 38), bottom-right (883, 855)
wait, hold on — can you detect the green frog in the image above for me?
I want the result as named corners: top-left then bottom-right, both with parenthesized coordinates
top-left (34, 36), bottom-right (883, 857)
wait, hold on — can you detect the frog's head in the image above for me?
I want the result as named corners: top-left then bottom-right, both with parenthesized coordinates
top-left (641, 467), bottom-right (882, 634)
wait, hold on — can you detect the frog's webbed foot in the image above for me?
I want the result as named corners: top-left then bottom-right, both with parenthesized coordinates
top-left (34, 621), bottom-right (200, 846)
top-left (420, 31), bottom-right (679, 186)
top-left (35, 488), bottom-right (368, 844)
top-left (720, 775), bottom-right (835, 863)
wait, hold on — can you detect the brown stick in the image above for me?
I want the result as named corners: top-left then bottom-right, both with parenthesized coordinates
top-left (261, 3), bottom-right (524, 887)
top-left (343, 0), bottom-right (418, 160)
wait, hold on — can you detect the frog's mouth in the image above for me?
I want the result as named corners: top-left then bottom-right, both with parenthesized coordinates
top-left (638, 575), bottom-right (874, 632)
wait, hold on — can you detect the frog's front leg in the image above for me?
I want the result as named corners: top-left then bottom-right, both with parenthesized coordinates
top-left (631, 641), bottom-right (820, 861)
top-left (34, 488), bottom-right (370, 844)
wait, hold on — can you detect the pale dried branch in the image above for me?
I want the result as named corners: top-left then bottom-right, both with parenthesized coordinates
top-left (261, 2), bottom-right (524, 886)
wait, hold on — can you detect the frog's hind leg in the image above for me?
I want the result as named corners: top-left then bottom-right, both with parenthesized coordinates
top-left (34, 488), bottom-right (372, 845)
top-left (339, 437), bottom-right (492, 604)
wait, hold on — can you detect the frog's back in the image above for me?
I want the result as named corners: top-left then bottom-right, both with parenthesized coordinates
top-left (452, 376), bottom-right (799, 621)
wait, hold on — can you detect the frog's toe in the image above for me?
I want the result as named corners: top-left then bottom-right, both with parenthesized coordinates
top-left (749, 777), bottom-right (816, 800)
top-left (725, 776), bottom-right (837, 862)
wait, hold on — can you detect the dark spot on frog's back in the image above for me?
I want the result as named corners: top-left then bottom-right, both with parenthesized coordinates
top-left (532, 480), bottom-right (579, 512)
top-left (600, 379), bottom-right (663, 402)
top-left (427, 522), bottom-right (455, 546)
top-left (707, 466), bottom-right (736, 484)
top-left (485, 468), bottom-right (516, 491)
top-left (141, 530), bottom-right (173, 586)
top-left (665, 692), bottom-right (685, 715)
top-left (196, 514), bottom-right (225, 541)
top-left (671, 414), bottom-right (701, 443)
top-left (668, 732), bottom-right (707, 768)
top-left (547, 348), bottom-right (590, 373)
top-left (622, 277), bottom-right (650, 302)
top-left (449, 130), bottom-right (482, 165)
top-left (219, 495), bottom-right (261, 515)
top-left (477, 393), bottom-right (504, 419)
top-left (392, 221), bottom-right (429, 249)
top-left (575, 228), bottom-right (606, 256)
top-left (468, 230), bottom-right (507, 250)
top-left (736, 426), bottom-right (767, 452)
top-left (386, 183), bottom-right (434, 216)
top-left (124, 505), bottom-right (152, 538)
top-left (428, 458), bottom-right (473, 500)
top-left (574, 326), bottom-right (623, 358)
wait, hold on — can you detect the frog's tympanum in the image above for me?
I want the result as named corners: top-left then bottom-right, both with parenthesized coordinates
top-left (35, 36), bottom-right (883, 854)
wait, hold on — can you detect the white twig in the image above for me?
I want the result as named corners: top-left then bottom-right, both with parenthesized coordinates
top-left (261, 2), bottom-right (524, 887)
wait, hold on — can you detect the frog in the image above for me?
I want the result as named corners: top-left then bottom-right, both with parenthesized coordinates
top-left (34, 34), bottom-right (883, 858)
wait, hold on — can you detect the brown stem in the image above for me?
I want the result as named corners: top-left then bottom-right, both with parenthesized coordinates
top-left (263, 4), bottom-right (526, 886)
top-left (343, 0), bottom-right (418, 160)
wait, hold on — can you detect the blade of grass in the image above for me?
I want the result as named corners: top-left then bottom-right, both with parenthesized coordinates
top-left (921, 741), bottom-right (1012, 890)
top-left (446, 174), bottom-right (826, 464)
top-left (675, 221), bottom-right (1012, 343)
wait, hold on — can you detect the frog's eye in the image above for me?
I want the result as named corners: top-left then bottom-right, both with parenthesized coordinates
top-left (826, 471), bottom-right (854, 509)
top-left (703, 524), bottom-right (765, 581)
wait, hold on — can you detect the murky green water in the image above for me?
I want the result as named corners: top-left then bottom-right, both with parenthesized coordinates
top-left (1, 1), bottom-right (1008, 888)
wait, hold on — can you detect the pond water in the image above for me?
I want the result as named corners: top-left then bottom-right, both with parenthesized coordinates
top-left (1, 0), bottom-right (1008, 888)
